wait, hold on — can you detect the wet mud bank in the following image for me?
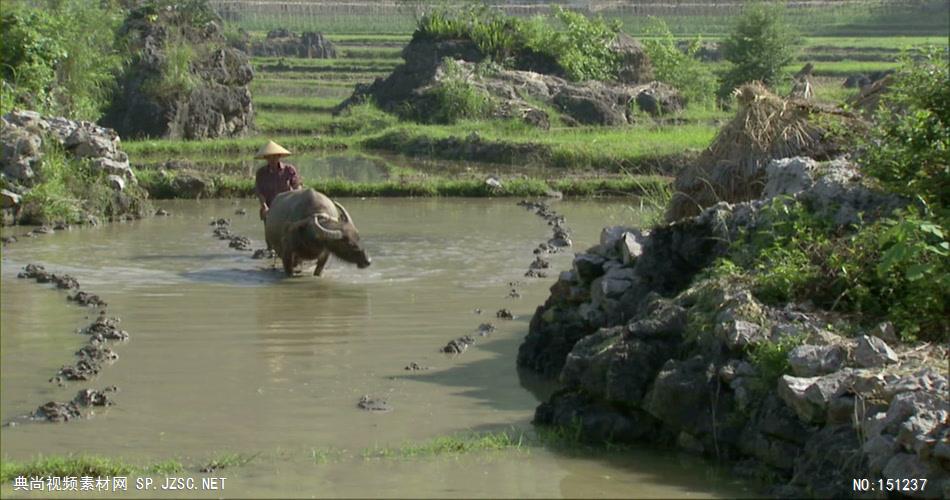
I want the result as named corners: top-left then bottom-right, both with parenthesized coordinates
top-left (517, 159), bottom-right (950, 498)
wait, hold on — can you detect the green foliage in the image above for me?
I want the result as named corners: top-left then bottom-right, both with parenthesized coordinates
top-left (362, 431), bottom-right (525, 459)
top-left (718, 2), bottom-right (798, 99)
top-left (747, 333), bottom-right (804, 395)
top-left (641, 18), bottom-right (717, 108)
top-left (415, 5), bottom-right (621, 82)
top-left (861, 47), bottom-right (949, 212)
top-left (0, 0), bottom-right (123, 120)
top-left (722, 197), bottom-right (948, 342)
top-left (416, 59), bottom-right (495, 124)
top-left (542, 7), bottom-right (622, 82)
top-left (20, 140), bottom-right (150, 225)
top-left (143, 34), bottom-right (198, 101)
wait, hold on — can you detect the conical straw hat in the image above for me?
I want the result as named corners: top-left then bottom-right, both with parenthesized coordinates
top-left (254, 141), bottom-right (292, 159)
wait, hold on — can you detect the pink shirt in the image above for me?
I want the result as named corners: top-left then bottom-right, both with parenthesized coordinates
top-left (255, 162), bottom-right (301, 206)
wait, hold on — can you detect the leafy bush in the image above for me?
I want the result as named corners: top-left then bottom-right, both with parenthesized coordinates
top-left (415, 5), bottom-right (621, 82)
top-left (641, 17), bottom-right (717, 108)
top-left (861, 47), bottom-right (949, 212)
top-left (721, 197), bottom-right (948, 342)
top-left (0, 0), bottom-right (123, 120)
top-left (717, 2), bottom-right (798, 100)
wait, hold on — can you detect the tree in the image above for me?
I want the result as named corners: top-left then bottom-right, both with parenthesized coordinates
top-left (717, 2), bottom-right (797, 100)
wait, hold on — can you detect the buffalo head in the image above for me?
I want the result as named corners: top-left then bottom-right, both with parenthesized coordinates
top-left (300, 201), bottom-right (372, 268)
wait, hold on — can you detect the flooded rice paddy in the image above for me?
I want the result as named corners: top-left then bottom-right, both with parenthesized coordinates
top-left (1, 199), bottom-right (756, 498)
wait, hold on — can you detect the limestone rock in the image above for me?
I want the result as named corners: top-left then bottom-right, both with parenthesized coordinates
top-left (854, 335), bottom-right (899, 368)
top-left (787, 344), bottom-right (846, 377)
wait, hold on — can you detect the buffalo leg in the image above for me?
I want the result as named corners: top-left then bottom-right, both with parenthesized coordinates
top-left (282, 253), bottom-right (297, 277)
top-left (313, 251), bottom-right (330, 276)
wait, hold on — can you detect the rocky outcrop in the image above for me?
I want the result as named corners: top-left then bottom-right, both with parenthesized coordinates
top-left (338, 36), bottom-right (676, 127)
top-left (1, 110), bottom-right (146, 224)
top-left (519, 157), bottom-right (948, 497)
top-left (100, 1), bottom-right (254, 139)
top-left (251, 29), bottom-right (337, 58)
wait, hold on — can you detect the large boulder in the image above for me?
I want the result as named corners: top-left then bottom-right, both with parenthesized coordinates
top-left (251, 29), bottom-right (337, 58)
top-left (337, 32), bottom-right (676, 128)
top-left (100, 1), bottom-right (254, 139)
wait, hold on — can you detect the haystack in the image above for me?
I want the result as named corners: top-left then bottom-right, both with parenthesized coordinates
top-left (666, 82), bottom-right (864, 221)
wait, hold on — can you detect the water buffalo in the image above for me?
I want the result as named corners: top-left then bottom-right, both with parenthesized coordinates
top-left (264, 189), bottom-right (371, 276)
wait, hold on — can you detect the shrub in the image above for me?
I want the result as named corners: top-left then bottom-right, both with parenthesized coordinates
top-left (722, 197), bottom-right (948, 342)
top-left (415, 5), bottom-right (621, 82)
top-left (861, 47), bottom-right (949, 212)
top-left (717, 2), bottom-right (798, 100)
top-left (0, 0), bottom-right (123, 120)
top-left (641, 17), bottom-right (717, 108)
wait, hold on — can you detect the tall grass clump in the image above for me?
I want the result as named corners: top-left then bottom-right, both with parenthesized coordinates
top-left (415, 5), bottom-right (622, 82)
top-left (413, 59), bottom-right (495, 123)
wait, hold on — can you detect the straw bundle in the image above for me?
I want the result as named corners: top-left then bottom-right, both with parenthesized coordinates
top-left (666, 82), bottom-right (863, 221)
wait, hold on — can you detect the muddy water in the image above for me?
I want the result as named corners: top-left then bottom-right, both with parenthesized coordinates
top-left (1, 199), bottom-right (755, 498)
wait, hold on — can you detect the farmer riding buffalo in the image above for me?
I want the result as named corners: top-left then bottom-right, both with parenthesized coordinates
top-left (254, 140), bottom-right (372, 276)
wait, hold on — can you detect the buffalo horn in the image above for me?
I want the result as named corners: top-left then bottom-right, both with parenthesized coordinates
top-left (312, 215), bottom-right (343, 240)
top-left (333, 201), bottom-right (353, 224)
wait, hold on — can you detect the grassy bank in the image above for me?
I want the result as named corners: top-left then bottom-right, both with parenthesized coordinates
top-left (136, 168), bottom-right (669, 200)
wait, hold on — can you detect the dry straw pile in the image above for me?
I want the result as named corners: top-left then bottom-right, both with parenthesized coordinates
top-left (666, 82), bottom-right (865, 221)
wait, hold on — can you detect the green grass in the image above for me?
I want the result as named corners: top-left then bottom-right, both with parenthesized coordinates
top-left (123, 135), bottom-right (349, 157)
top-left (252, 56), bottom-right (398, 70)
top-left (135, 165), bottom-right (669, 200)
top-left (339, 47), bottom-right (403, 59)
top-left (0, 456), bottom-right (183, 483)
top-left (362, 431), bottom-right (526, 459)
top-left (255, 110), bottom-right (337, 134)
top-left (254, 95), bottom-right (344, 112)
top-left (199, 453), bottom-right (258, 472)
top-left (802, 36), bottom-right (949, 49)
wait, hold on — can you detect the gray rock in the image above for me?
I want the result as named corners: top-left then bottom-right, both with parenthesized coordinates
top-left (573, 253), bottom-right (604, 283)
top-left (635, 82), bottom-right (684, 116)
top-left (854, 335), bottom-right (899, 368)
top-left (863, 434), bottom-right (900, 475)
top-left (106, 174), bottom-right (125, 192)
top-left (787, 344), bottom-right (846, 377)
top-left (763, 156), bottom-right (817, 198)
top-left (620, 230), bottom-right (647, 266)
top-left (716, 320), bottom-right (766, 350)
top-left (1, 188), bottom-right (21, 208)
top-left (870, 321), bottom-right (900, 345)
top-left (777, 371), bottom-right (849, 424)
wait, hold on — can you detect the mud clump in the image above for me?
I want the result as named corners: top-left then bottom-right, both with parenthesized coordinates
top-left (441, 335), bottom-right (477, 354)
top-left (51, 359), bottom-right (101, 383)
top-left (76, 341), bottom-right (119, 362)
top-left (52, 274), bottom-right (80, 290)
top-left (73, 387), bottom-right (118, 407)
top-left (476, 323), bottom-right (496, 336)
top-left (155, 208), bottom-right (171, 216)
top-left (79, 314), bottom-right (129, 341)
top-left (404, 362), bottom-right (430, 371)
top-left (252, 248), bottom-right (277, 259)
top-left (213, 226), bottom-right (232, 239)
top-left (31, 401), bottom-right (82, 422)
top-left (211, 218), bottom-right (231, 227)
top-left (235, 208), bottom-right (247, 216)
top-left (68, 291), bottom-right (108, 307)
top-left (17, 263), bottom-right (50, 280)
top-left (357, 395), bottom-right (393, 412)
top-left (496, 309), bottom-right (515, 320)
top-left (31, 386), bottom-right (118, 422)
top-left (525, 269), bottom-right (549, 278)
top-left (228, 235), bottom-right (252, 251)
